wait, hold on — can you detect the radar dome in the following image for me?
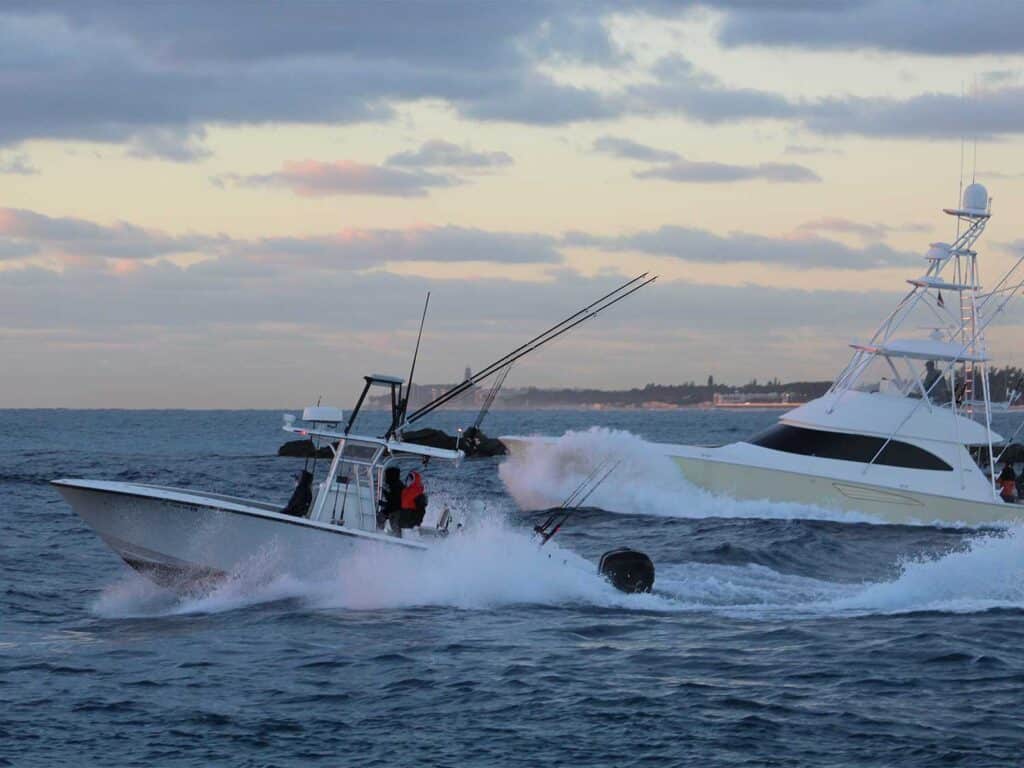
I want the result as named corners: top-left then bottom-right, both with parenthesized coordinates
top-left (962, 183), bottom-right (988, 213)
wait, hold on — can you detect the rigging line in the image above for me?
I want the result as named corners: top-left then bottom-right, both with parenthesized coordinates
top-left (403, 275), bottom-right (657, 425)
top-left (404, 275), bottom-right (648, 423)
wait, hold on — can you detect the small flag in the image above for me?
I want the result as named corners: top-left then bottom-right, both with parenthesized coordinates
top-left (937, 290), bottom-right (945, 308)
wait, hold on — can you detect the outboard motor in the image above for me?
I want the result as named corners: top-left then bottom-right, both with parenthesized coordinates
top-left (280, 470), bottom-right (314, 517)
top-left (599, 547), bottom-right (655, 594)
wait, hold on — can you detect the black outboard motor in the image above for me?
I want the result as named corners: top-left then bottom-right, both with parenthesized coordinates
top-left (280, 470), bottom-right (314, 517)
top-left (599, 548), bottom-right (655, 594)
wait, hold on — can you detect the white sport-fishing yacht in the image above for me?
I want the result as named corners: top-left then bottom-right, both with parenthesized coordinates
top-left (510, 184), bottom-right (1024, 525)
top-left (662, 183), bottom-right (1024, 524)
top-left (53, 276), bottom-right (658, 588)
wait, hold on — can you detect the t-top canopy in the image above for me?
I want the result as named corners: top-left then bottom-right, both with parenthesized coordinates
top-left (850, 337), bottom-right (989, 363)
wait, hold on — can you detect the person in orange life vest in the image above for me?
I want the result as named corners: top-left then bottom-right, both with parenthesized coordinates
top-left (997, 463), bottom-right (1017, 502)
top-left (400, 470), bottom-right (428, 527)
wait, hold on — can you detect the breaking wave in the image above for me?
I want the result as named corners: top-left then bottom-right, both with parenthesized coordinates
top-left (498, 427), bottom-right (876, 523)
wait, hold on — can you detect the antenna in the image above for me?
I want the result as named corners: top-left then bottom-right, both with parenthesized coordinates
top-left (398, 292), bottom-right (430, 429)
top-left (957, 81), bottom-right (965, 240)
top-left (972, 74), bottom-right (978, 184)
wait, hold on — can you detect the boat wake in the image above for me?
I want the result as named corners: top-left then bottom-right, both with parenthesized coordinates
top-left (499, 427), bottom-right (878, 524)
top-left (92, 514), bottom-right (1024, 620)
top-left (653, 524), bottom-right (1024, 617)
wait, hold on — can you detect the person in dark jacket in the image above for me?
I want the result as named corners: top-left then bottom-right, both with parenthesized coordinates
top-left (998, 463), bottom-right (1017, 502)
top-left (378, 466), bottom-right (405, 531)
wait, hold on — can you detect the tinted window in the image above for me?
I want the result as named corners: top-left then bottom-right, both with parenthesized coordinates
top-left (746, 424), bottom-right (952, 471)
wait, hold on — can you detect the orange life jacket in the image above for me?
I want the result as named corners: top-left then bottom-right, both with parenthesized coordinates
top-left (401, 472), bottom-right (424, 510)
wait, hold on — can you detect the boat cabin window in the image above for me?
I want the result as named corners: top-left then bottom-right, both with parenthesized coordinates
top-left (747, 424), bottom-right (953, 471)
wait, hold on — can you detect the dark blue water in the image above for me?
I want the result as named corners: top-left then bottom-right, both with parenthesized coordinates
top-left (3, 409), bottom-right (1023, 767)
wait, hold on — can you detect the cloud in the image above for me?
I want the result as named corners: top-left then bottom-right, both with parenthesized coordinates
top-left (222, 160), bottom-right (459, 197)
top-left (0, 153), bottom-right (38, 175)
top-left (634, 159), bottom-right (820, 183)
top-left (592, 136), bottom-right (680, 162)
top-left (7, 205), bottom-right (925, 274)
top-left (0, 206), bottom-right (563, 268)
top-left (125, 126), bottom-right (212, 162)
top-left (566, 225), bottom-right (917, 268)
top-left (0, 239), bottom-right (39, 260)
top-left (237, 226), bottom-right (562, 268)
top-left (783, 144), bottom-right (841, 156)
top-left (804, 87), bottom-right (1024, 140)
top-left (0, 2), bottom-right (624, 154)
top-left (386, 140), bottom-right (513, 170)
top-left (0, 207), bottom-right (215, 259)
top-left (795, 217), bottom-right (930, 241)
top-left (625, 55), bottom-right (798, 124)
top-left (0, 258), bottom-right (925, 406)
top-left (593, 134), bottom-right (820, 184)
top-left (714, 0), bottom-right (1024, 56)
top-left (5, 3), bottom-right (1024, 158)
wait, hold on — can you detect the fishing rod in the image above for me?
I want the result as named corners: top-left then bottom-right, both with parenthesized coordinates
top-left (402, 273), bottom-right (657, 427)
top-left (386, 292), bottom-right (430, 438)
top-left (470, 363), bottom-right (512, 434)
top-left (535, 460), bottom-right (620, 547)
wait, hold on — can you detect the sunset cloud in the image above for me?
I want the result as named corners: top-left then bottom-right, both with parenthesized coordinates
top-left (223, 160), bottom-right (459, 197)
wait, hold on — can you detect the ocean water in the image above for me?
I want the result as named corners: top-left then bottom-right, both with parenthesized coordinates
top-left (2, 408), bottom-right (1024, 767)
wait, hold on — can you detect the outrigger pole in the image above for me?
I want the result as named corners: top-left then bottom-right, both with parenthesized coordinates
top-left (401, 273), bottom-right (657, 428)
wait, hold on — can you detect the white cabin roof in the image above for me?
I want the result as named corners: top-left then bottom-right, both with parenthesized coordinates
top-left (783, 389), bottom-right (1000, 446)
top-left (850, 337), bottom-right (988, 363)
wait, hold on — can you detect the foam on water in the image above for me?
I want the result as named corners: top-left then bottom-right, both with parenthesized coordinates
top-left (832, 524), bottom-right (1024, 615)
top-left (93, 522), bottom-right (1024, 620)
top-left (649, 526), bottom-right (1024, 617)
top-left (499, 427), bottom-right (875, 523)
top-left (92, 517), bottom-right (676, 618)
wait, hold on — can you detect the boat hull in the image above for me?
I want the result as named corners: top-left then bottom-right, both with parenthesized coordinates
top-left (672, 454), bottom-right (1024, 526)
top-left (53, 479), bottom-right (425, 589)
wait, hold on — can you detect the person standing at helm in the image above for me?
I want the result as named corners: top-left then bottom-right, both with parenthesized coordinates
top-left (922, 360), bottom-right (949, 404)
top-left (400, 470), bottom-right (428, 528)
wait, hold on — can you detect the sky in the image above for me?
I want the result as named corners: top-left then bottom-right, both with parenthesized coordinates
top-left (3, 1), bottom-right (1024, 407)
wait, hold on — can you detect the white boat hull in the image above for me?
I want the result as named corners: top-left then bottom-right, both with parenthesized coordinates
top-left (53, 479), bottom-right (426, 588)
top-left (670, 454), bottom-right (1024, 526)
